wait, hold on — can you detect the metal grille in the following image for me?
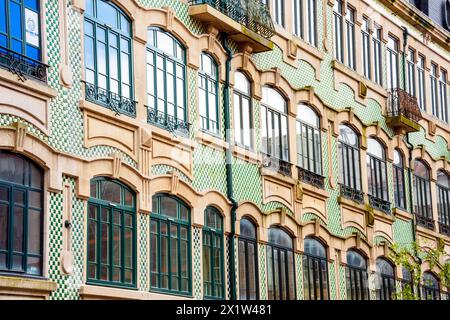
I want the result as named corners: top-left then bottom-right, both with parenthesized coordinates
top-left (261, 152), bottom-right (292, 176)
top-left (297, 166), bottom-right (325, 189)
top-left (339, 183), bottom-right (364, 204)
top-left (189, 0), bottom-right (275, 39)
top-left (0, 46), bottom-right (48, 82)
top-left (147, 106), bottom-right (190, 137)
top-left (85, 82), bottom-right (136, 117)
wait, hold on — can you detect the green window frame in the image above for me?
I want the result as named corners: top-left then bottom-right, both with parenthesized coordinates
top-left (0, 151), bottom-right (44, 276)
top-left (345, 249), bottom-right (369, 300)
top-left (303, 237), bottom-right (329, 300)
top-left (199, 53), bottom-right (219, 135)
top-left (84, 0), bottom-right (135, 116)
top-left (87, 177), bottom-right (137, 288)
top-left (146, 27), bottom-right (187, 131)
top-left (150, 194), bottom-right (191, 296)
top-left (202, 206), bottom-right (224, 299)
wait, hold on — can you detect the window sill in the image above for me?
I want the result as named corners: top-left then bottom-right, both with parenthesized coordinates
top-left (233, 144), bottom-right (259, 165)
top-left (0, 274), bottom-right (57, 299)
top-left (195, 130), bottom-right (228, 151)
top-left (393, 207), bottom-right (413, 222)
top-left (80, 284), bottom-right (143, 300)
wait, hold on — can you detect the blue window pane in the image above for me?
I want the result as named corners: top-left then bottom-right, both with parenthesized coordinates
top-left (120, 14), bottom-right (130, 34)
top-left (0, 0), bottom-right (6, 32)
top-left (97, 0), bottom-right (117, 29)
top-left (11, 39), bottom-right (22, 54)
top-left (10, 2), bottom-right (22, 39)
top-left (85, 0), bottom-right (94, 16)
top-left (25, 0), bottom-right (38, 11)
top-left (0, 34), bottom-right (6, 47)
top-left (26, 45), bottom-right (39, 60)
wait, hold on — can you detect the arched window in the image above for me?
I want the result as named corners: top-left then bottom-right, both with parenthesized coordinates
top-left (84, 0), bottom-right (135, 116)
top-left (367, 138), bottom-right (390, 213)
top-left (267, 227), bottom-right (296, 300)
top-left (151, 194), bottom-right (191, 295)
top-left (303, 237), bottom-right (329, 300)
top-left (203, 206), bottom-right (224, 299)
top-left (422, 272), bottom-right (440, 300)
top-left (146, 28), bottom-right (188, 135)
top-left (345, 250), bottom-right (369, 300)
top-left (413, 160), bottom-right (434, 229)
top-left (0, 151), bottom-right (43, 276)
top-left (437, 170), bottom-right (450, 236)
top-left (393, 149), bottom-right (406, 210)
top-left (238, 217), bottom-right (259, 300)
top-left (296, 105), bottom-right (323, 188)
top-left (87, 177), bottom-right (136, 287)
top-left (199, 53), bottom-right (219, 135)
top-left (261, 87), bottom-right (291, 176)
top-left (375, 258), bottom-right (395, 300)
top-left (401, 267), bottom-right (415, 297)
top-left (233, 71), bottom-right (253, 149)
top-left (338, 125), bottom-right (363, 203)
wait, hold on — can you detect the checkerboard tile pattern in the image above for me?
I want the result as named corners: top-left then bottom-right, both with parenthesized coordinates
top-left (193, 226), bottom-right (202, 299)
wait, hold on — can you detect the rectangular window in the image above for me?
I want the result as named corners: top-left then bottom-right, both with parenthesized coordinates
top-left (386, 36), bottom-right (399, 89)
top-left (439, 69), bottom-right (448, 123)
top-left (293, 0), bottom-right (303, 38)
top-left (373, 26), bottom-right (383, 86)
top-left (274, 0), bottom-right (285, 27)
top-left (306, 0), bottom-right (317, 47)
top-left (345, 6), bottom-right (356, 70)
top-left (361, 17), bottom-right (371, 79)
top-left (333, 0), bottom-right (344, 63)
top-left (430, 63), bottom-right (439, 119)
top-left (417, 55), bottom-right (426, 110)
top-left (406, 48), bottom-right (416, 97)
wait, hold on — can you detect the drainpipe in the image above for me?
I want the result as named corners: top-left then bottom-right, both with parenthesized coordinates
top-left (402, 27), bottom-right (418, 255)
top-left (222, 33), bottom-right (238, 300)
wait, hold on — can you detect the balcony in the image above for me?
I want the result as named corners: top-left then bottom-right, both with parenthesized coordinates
top-left (339, 184), bottom-right (364, 204)
top-left (85, 82), bottom-right (136, 117)
top-left (368, 195), bottom-right (391, 214)
top-left (297, 166), bottom-right (325, 189)
top-left (386, 88), bottom-right (422, 134)
top-left (261, 153), bottom-right (292, 177)
top-left (188, 0), bottom-right (274, 53)
top-left (147, 106), bottom-right (190, 137)
top-left (0, 46), bottom-right (48, 83)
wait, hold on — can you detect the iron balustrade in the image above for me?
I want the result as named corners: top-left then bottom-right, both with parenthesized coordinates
top-left (188, 0), bottom-right (275, 39)
top-left (387, 88), bottom-right (422, 122)
top-left (147, 106), bottom-right (190, 137)
top-left (415, 214), bottom-right (435, 230)
top-left (0, 46), bottom-right (48, 82)
top-left (438, 222), bottom-right (450, 237)
top-left (339, 183), bottom-right (364, 204)
top-left (261, 152), bottom-right (292, 176)
top-left (297, 166), bottom-right (325, 189)
top-left (84, 82), bottom-right (136, 117)
top-left (368, 195), bottom-right (391, 214)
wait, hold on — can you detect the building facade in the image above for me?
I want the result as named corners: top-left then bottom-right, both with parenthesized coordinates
top-left (0, 0), bottom-right (449, 300)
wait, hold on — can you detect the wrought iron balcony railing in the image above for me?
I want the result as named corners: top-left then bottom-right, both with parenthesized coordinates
top-left (189, 0), bottom-right (275, 40)
top-left (415, 214), bottom-right (435, 230)
top-left (297, 166), bottom-right (325, 189)
top-left (387, 88), bottom-right (422, 123)
top-left (438, 222), bottom-right (450, 237)
top-left (84, 82), bottom-right (136, 117)
top-left (339, 183), bottom-right (364, 204)
top-left (261, 153), bottom-right (292, 176)
top-left (0, 46), bottom-right (48, 82)
top-left (368, 195), bottom-right (391, 214)
top-left (147, 106), bottom-right (190, 137)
